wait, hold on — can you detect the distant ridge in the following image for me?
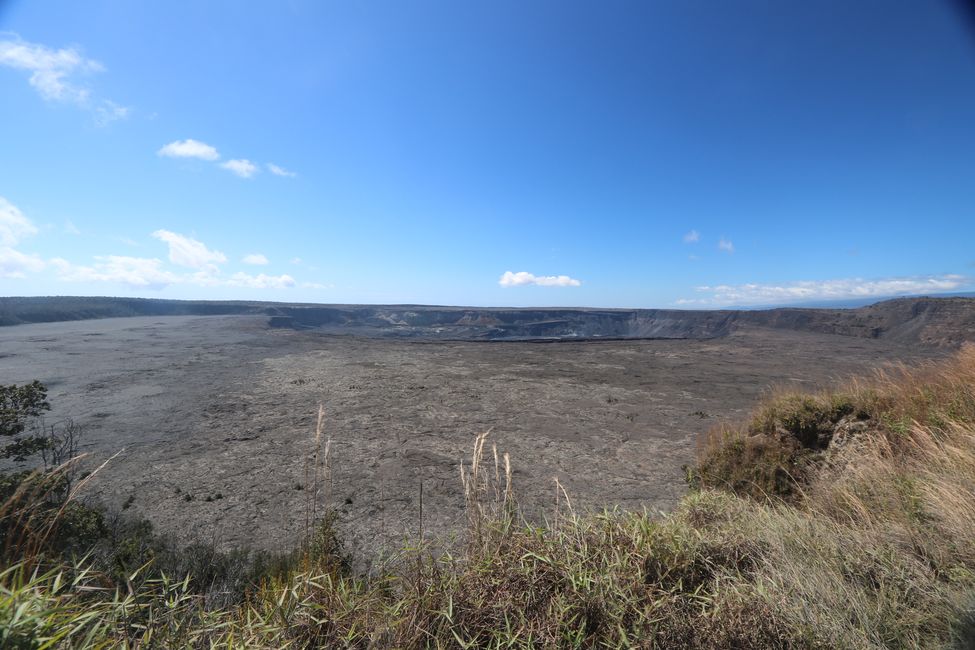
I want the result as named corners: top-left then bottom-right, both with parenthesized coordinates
top-left (2, 295), bottom-right (974, 347)
top-left (0, 296), bottom-right (268, 326)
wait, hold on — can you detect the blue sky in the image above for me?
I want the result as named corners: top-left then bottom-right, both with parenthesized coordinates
top-left (1, 1), bottom-right (973, 308)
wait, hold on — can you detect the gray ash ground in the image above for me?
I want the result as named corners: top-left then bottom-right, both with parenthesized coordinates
top-left (0, 315), bottom-right (942, 564)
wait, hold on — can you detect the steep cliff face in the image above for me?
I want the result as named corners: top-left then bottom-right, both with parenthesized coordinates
top-left (267, 298), bottom-right (975, 346)
top-left (856, 298), bottom-right (975, 346)
top-left (264, 306), bottom-right (741, 339)
top-left (3, 296), bottom-right (973, 346)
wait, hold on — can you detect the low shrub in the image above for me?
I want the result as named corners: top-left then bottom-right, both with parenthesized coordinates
top-left (692, 426), bottom-right (809, 501)
top-left (695, 345), bottom-right (975, 502)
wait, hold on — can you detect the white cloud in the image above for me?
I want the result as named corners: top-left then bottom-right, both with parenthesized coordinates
top-left (0, 248), bottom-right (45, 278)
top-left (63, 220), bottom-right (81, 236)
top-left (53, 257), bottom-right (300, 291)
top-left (718, 237), bottom-right (734, 253)
top-left (679, 274), bottom-right (972, 307)
top-left (0, 34), bottom-right (128, 124)
top-left (48, 229), bottom-right (308, 291)
top-left (220, 159), bottom-right (258, 178)
top-left (0, 211), bottom-right (309, 291)
top-left (52, 255), bottom-right (177, 290)
top-left (267, 163), bottom-right (296, 177)
top-left (499, 271), bottom-right (582, 287)
top-left (226, 272), bottom-right (296, 289)
top-left (157, 139), bottom-right (220, 161)
top-left (155, 141), bottom-right (272, 180)
top-left (683, 229), bottom-right (700, 243)
top-left (0, 196), bottom-right (38, 246)
top-left (151, 229), bottom-right (226, 270)
top-left (290, 257), bottom-right (302, 265)
top-left (94, 99), bottom-right (129, 126)
top-left (0, 196), bottom-right (44, 278)
top-left (0, 34), bottom-right (100, 103)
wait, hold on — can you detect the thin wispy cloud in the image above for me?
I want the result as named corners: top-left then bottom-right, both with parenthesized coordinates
top-left (499, 271), bottom-right (582, 287)
top-left (52, 255), bottom-right (176, 289)
top-left (0, 197), bottom-right (316, 290)
top-left (174, 268), bottom-right (292, 290)
top-left (220, 159), bottom-right (258, 178)
top-left (0, 196), bottom-right (45, 278)
top-left (683, 229), bottom-right (700, 243)
top-left (51, 256), bottom-right (298, 292)
top-left (0, 34), bottom-right (101, 102)
top-left (0, 34), bottom-right (128, 124)
top-left (267, 163), bottom-right (296, 177)
top-left (227, 272), bottom-right (296, 289)
top-left (0, 196), bottom-right (38, 246)
top-left (157, 139), bottom-right (220, 161)
top-left (151, 229), bottom-right (226, 270)
top-left (677, 274), bottom-right (972, 307)
top-left (63, 220), bottom-right (81, 236)
top-left (718, 237), bottom-right (734, 253)
top-left (1, 247), bottom-right (45, 278)
top-left (94, 99), bottom-right (129, 126)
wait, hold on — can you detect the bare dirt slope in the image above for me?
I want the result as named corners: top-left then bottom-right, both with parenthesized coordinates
top-left (0, 315), bottom-right (945, 562)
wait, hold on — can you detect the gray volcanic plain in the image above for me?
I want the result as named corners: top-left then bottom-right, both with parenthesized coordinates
top-left (1, 301), bottom-right (962, 563)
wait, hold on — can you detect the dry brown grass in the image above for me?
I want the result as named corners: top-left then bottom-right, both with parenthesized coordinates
top-left (460, 429), bottom-right (513, 549)
top-left (695, 344), bottom-right (975, 501)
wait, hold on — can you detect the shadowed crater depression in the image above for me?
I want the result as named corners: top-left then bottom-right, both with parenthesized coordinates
top-left (1, 296), bottom-right (972, 561)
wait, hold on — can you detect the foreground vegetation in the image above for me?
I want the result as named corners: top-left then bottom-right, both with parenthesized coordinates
top-left (3, 348), bottom-right (975, 647)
